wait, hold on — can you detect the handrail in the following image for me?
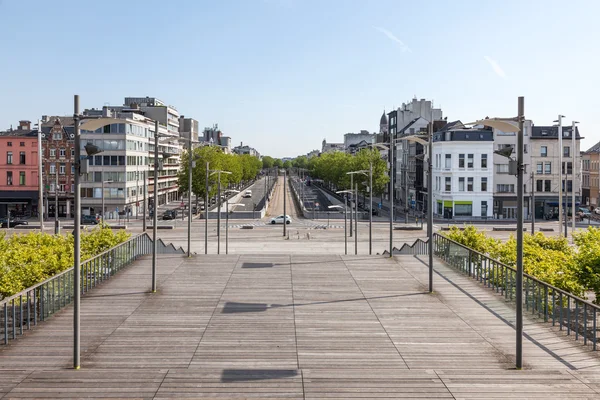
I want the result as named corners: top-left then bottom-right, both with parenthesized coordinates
top-left (1, 232), bottom-right (184, 345)
top-left (0, 233), bottom-right (149, 306)
top-left (434, 233), bottom-right (600, 312)
top-left (432, 232), bottom-right (599, 350)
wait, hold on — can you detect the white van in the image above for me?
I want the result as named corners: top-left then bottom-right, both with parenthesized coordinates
top-left (244, 190), bottom-right (252, 198)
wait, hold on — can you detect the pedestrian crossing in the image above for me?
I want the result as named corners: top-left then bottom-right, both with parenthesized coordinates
top-left (225, 220), bottom-right (344, 229)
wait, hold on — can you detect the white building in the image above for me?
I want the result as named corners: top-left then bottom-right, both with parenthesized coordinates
top-left (322, 139), bottom-right (344, 153)
top-left (491, 120), bottom-right (533, 219)
top-left (432, 123), bottom-right (494, 218)
top-left (233, 142), bottom-right (260, 158)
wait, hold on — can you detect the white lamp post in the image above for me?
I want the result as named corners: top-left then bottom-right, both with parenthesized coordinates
top-left (330, 201), bottom-right (348, 255)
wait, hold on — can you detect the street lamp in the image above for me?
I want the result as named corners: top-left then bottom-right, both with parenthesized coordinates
top-left (347, 170), bottom-right (369, 255)
top-left (554, 115), bottom-right (566, 237)
top-left (330, 200), bottom-right (349, 255)
top-left (225, 194), bottom-right (245, 254)
top-left (210, 169), bottom-right (232, 254)
top-left (469, 96), bottom-right (525, 370)
top-left (571, 121), bottom-right (579, 240)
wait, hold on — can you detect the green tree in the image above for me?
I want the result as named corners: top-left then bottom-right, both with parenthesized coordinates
top-left (283, 160), bottom-right (292, 169)
top-left (262, 156), bottom-right (275, 169)
top-left (574, 227), bottom-right (600, 303)
top-left (273, 159), bottom-right (283, 168)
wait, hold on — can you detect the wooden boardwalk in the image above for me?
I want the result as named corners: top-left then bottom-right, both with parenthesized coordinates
top-left (1, 253), bottom-right (600, 399)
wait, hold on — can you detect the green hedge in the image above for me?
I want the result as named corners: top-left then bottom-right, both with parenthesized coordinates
top-left (0, 225), bottom-right (130, 299)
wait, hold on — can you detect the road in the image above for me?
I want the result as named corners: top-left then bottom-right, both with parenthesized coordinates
top-left (265, 175), bottom-right (300, 220)
top-left (235, 176), bottom-right (268, 212)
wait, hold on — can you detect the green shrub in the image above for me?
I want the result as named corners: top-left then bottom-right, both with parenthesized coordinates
top-left (0, 226), bottom-right (130, 299)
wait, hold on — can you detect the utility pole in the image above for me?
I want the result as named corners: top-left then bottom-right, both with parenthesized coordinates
top-left (349, 174), bottom-right (353, 237)
top-left (389, 128), bottom-right (394, 256)
top-left (283, 169), bottom-right (287, 237)
top-left (404, 143), bottom-right (409, 224)
top-left (516, 96), bottom-right (525, 369)
top-left (73, 95), bottom-right (81, 369)
top-left (355, 182), bottom-right (358, 255)
top-left (55, 168), bottom-right (59, 234)
top-left (557, 115), bottom-right (564, 237)
top-left (369, 161), bottom-right (373, 255)
top-left (187, 141), bottom-right (193, 257)
top-left (217, 173), bottom-right (221, 254)
top-left (428, 113), bottom-right (434, 293)
top-left (531, 170), bottom-right (535, 234)
top-left (205, 162), bottom-right (209, 255)
top-left (152, 120), bottom-right (158, 293)
top-left (37, 119), bottom-right (44, 231)
top-left (572, 121), bottom-right (578, 239)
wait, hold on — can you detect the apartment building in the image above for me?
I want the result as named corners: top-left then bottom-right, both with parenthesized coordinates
top-left (0, 121), bottom-right (40, 217)
top-left (582, 141), bottom-right (600, 209)
top-left (530, 125), bottom-right (581, 217)
top-left (432, 123), bottom-right (494, 218)
top-left (40, 117), bottom-right (76, 218)
top-left (79, 106), bottom-right (180, 217)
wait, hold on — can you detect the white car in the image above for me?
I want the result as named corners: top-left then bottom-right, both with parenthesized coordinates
top-left (243, 190), bottom-right (252, 198)
top-left (270, 215), bottom-right (292, 225)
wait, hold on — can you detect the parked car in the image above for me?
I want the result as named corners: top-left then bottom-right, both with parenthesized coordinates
top-left (81, 215), bottom-right (100, 225)
top-left (594, 207), bottom-right (600, 215)
top-left (0, 218), bottom-right (29, 228)
top-left (243, 190), bottom-right (252, 198)
top-left (270, 215), bottom-right (292, 225)
top-left (162, 210), bottom-right (177, 220)
top-left (577, 207), bottom-right (592, 219)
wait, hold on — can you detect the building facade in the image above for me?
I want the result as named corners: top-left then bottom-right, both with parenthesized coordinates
top-left (582, 141), bottom-right (600, 210)
top-left (432, 125), bottom-right (494, 219)
top-left (0, 121), bottom-right (40, 218)
top-left (530, 125), bottom-right (581, 218)
top-left (491, 120), bottom-right (533, 219)
top-left (233, 142), bottom-right (260, 157)
top-left (344, 131), bottom-right (375, 152)
top-left (79, 107), bottom-right (181, 218)
top-left (41, 117), bottom-right (76, 218)
top-left (321, 139), bottom-right (344, 153)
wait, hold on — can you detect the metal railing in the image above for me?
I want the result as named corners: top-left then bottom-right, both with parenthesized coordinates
top-left (432, 233), bottom-right (599, 350)
top-left (1, 233), bottom-right (184, 345)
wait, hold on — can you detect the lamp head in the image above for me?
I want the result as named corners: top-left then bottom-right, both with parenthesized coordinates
top-left (84, 143), bottom-right (102, 156)
top-left (494, 147), bottom-right (514, 159)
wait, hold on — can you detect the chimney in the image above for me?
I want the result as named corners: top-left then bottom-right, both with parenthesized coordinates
top-left (41, 115), bottom-right (49, 123)
top-left (18, 120), bottom-right (31, 131)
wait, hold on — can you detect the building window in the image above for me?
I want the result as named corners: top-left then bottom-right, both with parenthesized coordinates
top-left (53, 132), bottom-right (62, 140)
top-left (496, 164), bottom-right (509, 174)
top-left (563, 180), bottom-right (573, 192)
top-left (481, 154), bottom-right (487, 168)
top-left (71, 148), bottom-right (75, 158)
top-left (454, 203), bottom-right (472, 217)
top-left (19, 171), bottom-right (25, 185)
top-left (467, 177), bottom-right (474, 192)
top-left (536, 180), bottom-right (543, 192)
top-left (537, 162), bottom-right (543, 174)
top-left (562, 162), bottom-right (573, 174)
top-left (7, 142), bottom-right (12, 147)
top-left (445, 177), bottom-right (451, 191)
top-left (71, 165), bottom-right (75, 174)
top-left (19, 142), bottom-right (25, 147)
top-left (19, 151), bottom-right (26, 164)
top-left (7, 151), bottom-right (12, 164)
top-left (459, 177), bottom-right (465, 191)
top-left (497, 184), bottom-right (515, 193)
top-left (59, 164), bottom-right (66, 175)
top-left (544, 180), bottom-right (551, 192)
top-left (49, 163), bottom-right (56, 174)
top-left (459, 154), bottom-right (465, 168)
top-left (7, 171), bottom-right (12, 186)
top-left (545, 162), bottom-right (551, 174)
top-left (481, 201), bottom-right (488, 217)
top-left (564, 146), bottom-right (570, 158)
top-left (60, 148), bottom-right (66, 157)
top-left (481, 177), bottom-right (488, 192)
top-left (541, 146), bottom-right (547, 157)
top-left (50, 148), bottom-right (56, 158)
top-left (445, 154), bottom-right (451, 169)
top-left (524, 144), bottom-right (528, 154)
top-left (467, 154), bottom-right (474, 168)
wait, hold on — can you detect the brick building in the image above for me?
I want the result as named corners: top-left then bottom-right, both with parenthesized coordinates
top-left (0, 121), bottom-right (40, 218)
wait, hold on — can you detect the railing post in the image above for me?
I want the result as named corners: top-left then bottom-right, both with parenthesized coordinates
top-left (3, 303), bottom-right (8, 344)
top-left (26, 292), bottom-right (31, 330)
top-left (544, 286), bottom-right (548, 323)
top-left (584, 303), bottom-right (587, 345)
top-left (19, 295), bottom-right (23, 336)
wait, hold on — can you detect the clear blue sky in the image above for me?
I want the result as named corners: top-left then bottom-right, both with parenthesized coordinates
top-left (0, 0), bottom-right (598, 158)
